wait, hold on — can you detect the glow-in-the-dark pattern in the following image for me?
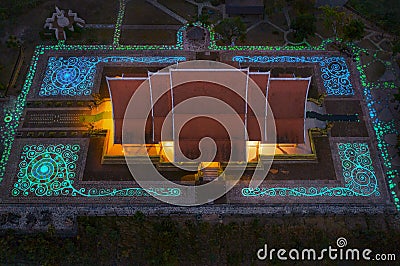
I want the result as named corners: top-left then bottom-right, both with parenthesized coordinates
top-left (242, 143), bottom-right (379, 197)
top-left (12, 144), bottom-right (181, 197)
top-left (40, 56), bottom-right (186, 96)
top-left (113, 0), bottom-right (125, 46)
top-left (232, 55), bottom-right (353, 96)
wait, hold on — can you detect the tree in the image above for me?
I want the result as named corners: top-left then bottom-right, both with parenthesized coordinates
top-left (197, 12), bottom-right (210, 25)
top-left (292, 13), bottom-right (316, 41)
top-left (341, 19), bottom-right (365, 42)
top-left (392, 39), bottom-right (400, 57)
top-left (319, 5), bottom-right (345, 38)
top-left (214, 17), bottom-right (246, 45)
top-left (210, 0), bottom-right (223, 6)
top-left (6, 35), bottom-right (20, 48)
top-left (265, 0), bottom-right (287, 15)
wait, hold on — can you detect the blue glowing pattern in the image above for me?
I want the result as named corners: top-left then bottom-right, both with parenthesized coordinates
top-left (242, 143), bottom-right (379, 197)
top-left (232, 56), bottom-right (354, 96)
top-left (320, 57), bottom-right (353, 95)
top-left (12, 144), bottom-right (181, 197)
top-left (40, 56), bottom-right (186, 96)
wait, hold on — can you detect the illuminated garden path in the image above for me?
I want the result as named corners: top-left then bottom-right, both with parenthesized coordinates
top-left (87, 24), bottom-right (181, 30)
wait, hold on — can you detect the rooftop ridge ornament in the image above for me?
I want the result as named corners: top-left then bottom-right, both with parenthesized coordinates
top-left (44, 6), bottom-right (85, 41)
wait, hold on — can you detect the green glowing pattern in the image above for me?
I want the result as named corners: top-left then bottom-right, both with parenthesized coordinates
top-left (242, 143), bottom-right (379, 197)
top-left (113, 0), bottom-right (125, 46)
top-left (12, 144), bottom-right (181, 197)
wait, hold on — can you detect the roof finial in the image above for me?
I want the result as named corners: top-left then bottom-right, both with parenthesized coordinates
top-left (55, 6), bottom-right (62, 15)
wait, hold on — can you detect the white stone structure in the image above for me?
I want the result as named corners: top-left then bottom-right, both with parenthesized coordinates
top-left (44, 6), bottom-right (85, 41)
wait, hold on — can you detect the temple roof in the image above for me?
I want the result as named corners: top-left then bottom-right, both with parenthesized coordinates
top-left (106, 69), bottom-right (310, 161)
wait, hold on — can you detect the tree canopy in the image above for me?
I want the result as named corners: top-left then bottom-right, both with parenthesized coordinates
top-left (214, 17), bottom-right (246, 45)
top-left (341, 18), bottom-right (365, 42)
top-left (319, 5), bottom-right (345, 38)
top-left (319, 5), bottom-right (365, 42)
top-left (292, 13), bottom-right (316, 41)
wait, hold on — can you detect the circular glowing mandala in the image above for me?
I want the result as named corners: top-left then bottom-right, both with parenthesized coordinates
top-left (13, 144), bottom-right (80, 196)
top-left (55, 66), bottom-right (80, 85)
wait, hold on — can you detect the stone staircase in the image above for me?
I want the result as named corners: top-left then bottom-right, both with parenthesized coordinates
top-left (197, 162), bottom-right (222, 182)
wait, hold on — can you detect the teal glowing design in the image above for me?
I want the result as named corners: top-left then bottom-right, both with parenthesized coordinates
top-left (338, 142), bottom-right (377, 195)
top-left (232, 55), bottom-right (353, 96)
top-left (13, 144), bottom-right (79, 196)
top-left (40, 56), bottom-right (186, 96)
top-left (346, 41), bottom-right (399, 209)
top-left (12, 144), bottom-right (181, 197)
top-left (242, 143), bottom-right (379, 197)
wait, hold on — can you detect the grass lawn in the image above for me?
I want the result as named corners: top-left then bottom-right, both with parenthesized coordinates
top-left (347, 0), bottom-right (400, 34)
top-left (243, 23), bottom-right (285, 46)
top-left (365, 61), bottom-right (386, 82)
top-left (360, 53), bottom-right (375, 66)
top-left (158, 0), bottom-right (198, 21)
top-left (120, 29), bottom-right (177, 45)
top-left (315, 19), bottom-right (333, 39)
top-left (375, 51), bottom-right (392, 62)
top-left (379, 40), bottom-right (392, 52)
top-left (267, 12), bottom-right (288, 31)
top-left (65, 28), bottom-right (114, 45)
top-left (358, 39), bottom-right (378, 51)
top-left (307, 35), bottom-right (322, 47)
top-left (0, 45), bottom-right (19, 89)
top-left (124, 0), bottom-right (181, 25)
top-left (54, 0), bottom-right (118, 24)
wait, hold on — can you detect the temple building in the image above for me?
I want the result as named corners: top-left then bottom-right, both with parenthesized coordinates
top-left (97, 65), bottom-right (313, 167)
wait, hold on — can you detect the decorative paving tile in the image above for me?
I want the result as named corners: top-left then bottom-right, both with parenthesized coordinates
top-left (232, 55), bottom-right (354, 96)
top-left (12, 143), bottom-right (180, 198)
top-left (40, 56), bottom-right (187, 97)
top-left (242, 142), bottom-right (380, 197)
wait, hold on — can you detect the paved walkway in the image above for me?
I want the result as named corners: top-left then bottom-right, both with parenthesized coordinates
top-left (185, 0), bottom-right (221, 17)
top-left (86, 24), bottom-right (115, 29)
top-left (146, 0), bottom-right (187, 24)
top-left (122, 24), bottom-right (181, 30)
top-left (87, 24), bottom-right (182, 30)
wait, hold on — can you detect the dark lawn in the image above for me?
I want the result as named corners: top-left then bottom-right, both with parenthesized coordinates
top-left (124, 0), bottom-right (181, 25)
top-left (120, 29), bottom-right (177, 45)
top-left (244, 23), bottom-right (285, 46)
